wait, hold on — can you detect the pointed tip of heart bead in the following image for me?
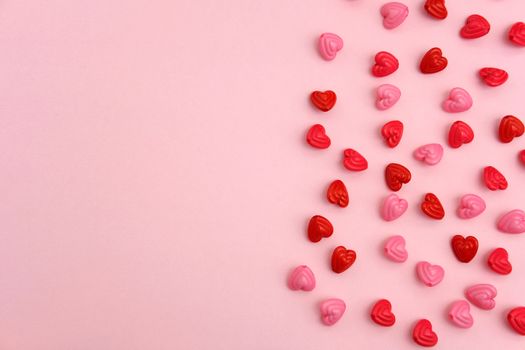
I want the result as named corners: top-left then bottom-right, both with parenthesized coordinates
top-left (442, 88), bottom-right (473, 113)
top-left (318, 33), bottom-right (343, 60)
top-left (497, 210), bottom-right (525, 234)
top-left (320, 298), bottom-right (346, 326)
top-left (380, 2), bottom-right (409, 29)
top-left (288, 265), bottom-right (316, 291)
top-left (448, 300), bottom-right (474, 328)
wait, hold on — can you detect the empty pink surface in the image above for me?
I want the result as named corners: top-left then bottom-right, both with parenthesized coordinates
top-left (1, 0), bottom-right (525, 349)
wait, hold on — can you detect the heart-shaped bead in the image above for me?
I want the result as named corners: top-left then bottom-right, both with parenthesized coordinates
top-left (448, 300), bottom-right (473, 328)
top-left (416, 261), bottom-right (444, 287)
top-left (288, 265), bottom-right (316, 291)
top-left (519, 150), bottom-right (525, 165)
top-left (479, 67), bottom-right (508, 87)
top-left (497, 209), bottom-right (525, 234)
top-left (465, 284), bottom-right (497, 310)
top-left (318, 33), bottom-right (343, 60)
top-left (343, 149), bottom-right (368, 171)
top-left (320, 298), bottom-right (346, 326)
top-left (381, 194), bottom-right (408, 221)
top-left (370, 299), bottom-right (396, 326)
top-left (424, 0), bottom-right (447, 20)
top-left (306, 124), bottom-right (331, 149)
top-left (483, 166), bottom-right (507, 191)
top-left (381, 120), bottom-right (404, 148)
top-left (412, 319), bottom-right (438, 347)
top-left (376, 84), bottom-right (401, 110)
top-left (310, 90), bottom-right (336, 112)
top-left (460, 14), bottom-right (490, 39)
top-left (420, 47), bottom-right (447, 74)
top-left (331, 246), bottom-right (357, 273)
top-left (487, 248), bottom-right (512, 275)
top-left (421, 193), bottom-right (445, 220)
top-left (380, 2), bottom-right (409, 29)
top-left (457, 194), bottom-right (486, 219)
top-left (371, 51), bottom-right (399, 77)
top-left (385, 163), bottom-right (411, 191)
top-left (508, 307), bottom-right (525, 335)
top-left (499, 115), bottom-right (524, 143)
top-left (451, 235), bottom-right (478, 263)
top-left (384, 235), bottom-right (408, 262)
top-left (327, 180), bottom-right (349, 208)
top-left (442, 87), bottom-right (473, 113)
top-left (448, 121), bottom-right (474, 148)
top-left (307, 215), bottom-right (333, 242)
top-left (508, 22), bottom-right (525, 46)
top-left (413, 143), bottom-right (443, 165)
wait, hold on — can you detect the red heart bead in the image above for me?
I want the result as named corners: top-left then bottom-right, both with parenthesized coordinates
top-left (519, 150), bottom-right (525, 166)
top-left (460, 15), bottom-right (490, 39)
top-left (381, 120), bottom-right (404, 148)
top-left (420, 47), bottom-right (448, 74)
top-left (385, 163), bottom-right (411, 191)
top-left (343, 149), bottom-right (368, 171)
top-left (371, 51), bottom-right (399, 77)
top-left (508, 307), bottom-right (525, 335)
top-left (424, 0), bottom-right (447, 20)
top-left (310, 90), bottom-right (337, 112)
top-left (421, 193), bottom-right (445, 220)
top-left (448, 121), bottom-right (474, 148)
top-left (307, 215), bottom-right (333, 243)
top-left (451, 235), bottom-right (478, 263)
top-left (487, 248), bottom-right (512, 275)
top-left (479, 67), bottom-right (508, 87)
top-left (413, 319), bottom-right (438, 347)
top-left (370, 299), bottom-right (396, 327)
top-left (499, 115), bottom-right (524, 143)
top-left (306, 124), bottom-right (331, 149)
top-left (508, 22), bottom-right (525, 46)
top-left (483, 166), bottom-right (508, 191)
top-left (331, 246), bottom-right (356, 273)
top-left (327, 180), bottom-right (349, 208)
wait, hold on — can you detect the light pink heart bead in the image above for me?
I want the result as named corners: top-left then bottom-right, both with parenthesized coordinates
top-left (442, 87), bottom-right (473, 113)
top-left (384, 235), bottom-right (408, 262)
top-left (318, 33), bottom-right (343, 61)
top-left (497, 209), bottom-right (525, 234)
top-left (457, 194), bottom-right (486, 219)
top-left (375, 84), bottom-right (401, 110)
top-left (448, 300), bottom-right (474, 328)
top-left (413, 143), bottom-right (443, 165)
top-left (381, 193), bottom-right (408, 221)
top-left (380, 2), bottom-right (409, 29)
top-left (320, 298), bottom-right (346, 326)
top-left (416, 261), bottom-right (444, 287)
top-left (288, 265), bottom-right (316, 291)
top-left (465, 284), bottom-right (497, 310)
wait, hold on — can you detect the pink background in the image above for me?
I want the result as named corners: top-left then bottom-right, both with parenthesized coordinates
top-left (0, 0), bottom-right (525, 348)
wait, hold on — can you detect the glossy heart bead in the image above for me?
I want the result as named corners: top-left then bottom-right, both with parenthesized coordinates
top-left (416, 261), bottom-right (444, 287)
top-left (487, 248), bottom-right (512, 275)
top-left (483, 166), bottom-right (508, 191)
top-left (460, 15), bottom-right (490, 39)
top-left (381, 120), bottom-right (404, 148)
top-left (331, 246), bottom-right (356, 273)
top-left (371, 299), bottom-right (396, 326)
top-left (343, 149), bottom-right (368, 171)
top-left (448, 121), bottom-right (474, 148)
top-left (412, 319), bottom-right (438, 347)
top-left (479, 67), bottom-right (508, 87)
top-left (288, 265), bottom-right (316, 291)
top-left (310, 90), bottom-right (336, 112)
top-left (384, 235), bottom-right (408, 262)
top-left (507, 307), bottom-right (525, 335)
top-left (448, 300), bottom-right (473, 328)
top-left (424, 0), bottom-right (447, 20)
top-left (420, 47), bottom-right (447, 74)
top-left (385, 163), bottom-right (411, 191)
top-left (376, 84), bottom-right (401, 110)
top-left (508, 22), bottom-right (525, 46)
top-left (371, 51), bottom-right (399, 77)
top-left (320, 298), bottom-right (346, 326)
top-left (380, 2), bottom-right (409, 29)
top-left (306, 124), bottom-right (331, 149)
top-left (519, 150), bottom-right (525, 165)
top-left (497, 210), bottom-right (525, 234)
top-left (499, 115), bottom-right (524, 143)
top-left (457, 194), bottom-right (486, 219)
top-left (413, 143), bottom-right (443, 165)
top-left (307, 215), bottom-right (333, 242)
top-left (465, 284), bottom-right (497, 310)
top-left (442, 87), bottom-right (473, 113)
top-left (327, 180), bottom-right (348, 208)
top-left (451, 235), bottom-right (478, 263)
top-left (318, 33), bottom-right (343, 60)
top-left (421, 193), bottom-right (445, 220)
top-left (382, 194), bottom-right (408, 221)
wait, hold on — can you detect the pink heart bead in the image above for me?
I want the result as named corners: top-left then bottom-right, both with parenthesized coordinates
top-left (320, 298), bottom-right (346, 326)
top-left (465, 284), bottom-right (497, 310)
top-left (380, 2), bottom-right (409, 29)
top-left (497, 209), bottom-right (525, 234)
top-left (448, 300), bottom-right (474, 328)
top-left (416, 261), bottom-right (444, 287)
top-left (288, 265), bottom-right (316, 291)
top-left (381, 193), bottom-right (408, 221)
top-left (457, 194), bottom-right (486, 219)
top-left (318, 33), bottom-right (343, 61)
top-left (413, 143), bottom-right (444, 165)
top-left (442, 87), bottom-right (473, 113)
top-left (384, 235), bottom-right (408, 262)
top-left (375, 84), bottom-right (401, 110)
